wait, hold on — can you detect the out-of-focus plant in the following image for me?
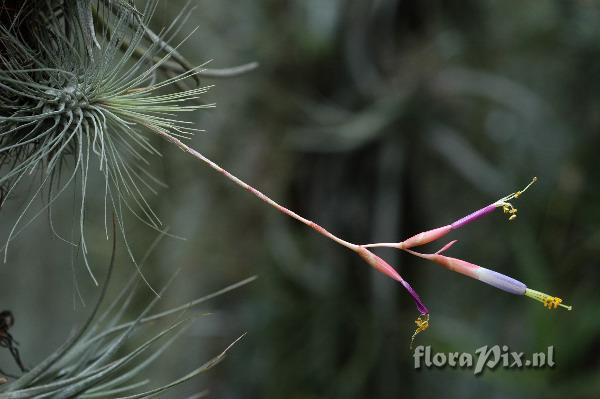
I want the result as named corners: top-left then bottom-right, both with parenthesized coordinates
top-left (0, 226), bottom-right (255, 397)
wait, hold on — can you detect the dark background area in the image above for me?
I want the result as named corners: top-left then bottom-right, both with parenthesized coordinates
top-left (1, 0), bottom-right (599, 398)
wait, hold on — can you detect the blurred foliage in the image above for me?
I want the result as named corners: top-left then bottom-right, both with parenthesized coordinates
top-left (1, 0), bottom-right (599, 398)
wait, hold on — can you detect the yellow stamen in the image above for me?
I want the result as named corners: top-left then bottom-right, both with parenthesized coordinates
top-left (525, 288), bottom-right (572, 311)
top-left (495, 177), bottom-right (538, 221)
top-left (410, 314), bottom-right (430, 349)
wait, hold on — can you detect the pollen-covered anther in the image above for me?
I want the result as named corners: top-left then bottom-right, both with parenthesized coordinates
top-left (543, 296), bottom-right (563, 309)
top-left (501, 202), bottom-right (519, 221)
top-left (525, 288), bottom-right (572, 311)
top-left (410, 314), bottom-right (430, 349)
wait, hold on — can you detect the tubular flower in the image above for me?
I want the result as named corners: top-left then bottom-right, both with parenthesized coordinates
top-left (363, 177), bottom-right (538, 250)
top-left (405, 241), bottom-right (572, 311)
top-left (354, 246), bottom-right (430, 348)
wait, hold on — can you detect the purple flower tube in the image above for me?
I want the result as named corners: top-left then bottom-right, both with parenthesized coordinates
top-left (450, 203), bottom-right (498, 230)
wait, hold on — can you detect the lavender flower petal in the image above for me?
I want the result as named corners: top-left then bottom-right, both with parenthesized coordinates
top-left (476, 268), bottom-right (527, 295)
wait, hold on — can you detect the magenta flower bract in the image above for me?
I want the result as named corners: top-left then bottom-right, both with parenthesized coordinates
top-left (356, 247), bottom-right (429, 315)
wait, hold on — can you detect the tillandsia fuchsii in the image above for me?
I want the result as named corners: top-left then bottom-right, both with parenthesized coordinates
top-left (0, 1), bottom-right (564, 350)
top-left (362, 177), bottom-right (572, 347)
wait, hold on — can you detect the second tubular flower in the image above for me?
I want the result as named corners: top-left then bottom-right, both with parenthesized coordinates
top-left (405, 240), bottom-right (572, 311)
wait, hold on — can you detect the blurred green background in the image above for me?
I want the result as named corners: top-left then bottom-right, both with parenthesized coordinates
top-left (1, 0), bottom-right (599, 398)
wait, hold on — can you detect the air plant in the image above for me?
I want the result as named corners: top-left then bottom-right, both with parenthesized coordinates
top-left (0, 0), bottom-right (572, 374)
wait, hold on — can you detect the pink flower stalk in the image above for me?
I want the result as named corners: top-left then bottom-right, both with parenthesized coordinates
top-left (406, 241), bottom-right (572, 311)
top-left (363, 177), bottom-right (538, 250)
top-left (149, 126), bottom-right (568, 348)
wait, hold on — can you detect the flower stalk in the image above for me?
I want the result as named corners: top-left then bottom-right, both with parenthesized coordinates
top-left (151, 113), bottom-right (571, 346)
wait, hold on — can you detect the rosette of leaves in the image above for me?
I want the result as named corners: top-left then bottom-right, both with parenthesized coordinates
top-left (0, 0), bottom-right (249, 285)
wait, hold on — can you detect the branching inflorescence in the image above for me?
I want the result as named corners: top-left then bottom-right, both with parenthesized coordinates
top-left (0, 0), bottom-right (571, 354)
top-left (163, 133), bottom-right (573, 347)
